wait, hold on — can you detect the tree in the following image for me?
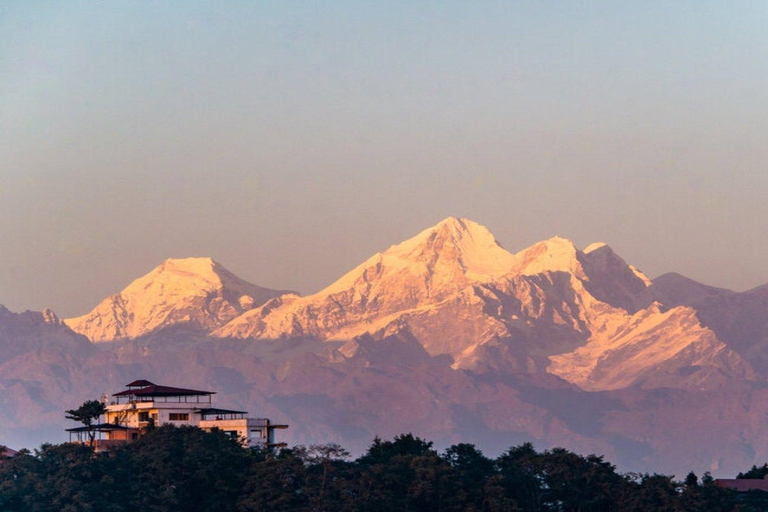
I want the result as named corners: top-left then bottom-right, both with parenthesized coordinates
top-left (296, 443), bottom-right (353, 512)
top-left (495, 443), bottom-right (541, 512)
top-left (443, 443), bottom-right (494, 510)
top-left (239, 448), bottom-right (309, 512)
top-left (355, 434), bottom-right (451, 512)
top-left (358, 433), bottom-right (435, 466)
top-left (129, 425), bottom-right (250, 511)
top-left (738, 463), bottom-right (768, 479)
top-left (617, 473), bottom-right (680, 512)
top-left (534, 448), bottom-right (623, 512)
top-left (65, 400), bottom-right (106, 446)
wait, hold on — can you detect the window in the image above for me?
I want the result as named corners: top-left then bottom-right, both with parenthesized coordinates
top-left (225, 430), bottom-right (239, 439)
top-left (169, 413), bottom-right (189, 421)
top-left (138, 412), bottom-right (149, 422)
top-left (250, 429), bottom-right (262, 438)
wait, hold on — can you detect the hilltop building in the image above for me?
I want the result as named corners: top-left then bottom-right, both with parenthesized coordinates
top-left (66, 380), bottom-right (287, 452)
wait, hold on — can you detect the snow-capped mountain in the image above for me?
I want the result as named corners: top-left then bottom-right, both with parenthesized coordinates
top-left (547, 302), bottom-right (751, 390)
top-left (209, 218), bottom-right (746, 391)
top-left (213, 217), bottom-right (517, 340)
top-left (56, 219), bottom-right (751, 391)
top-left (65, 257), bottom-right (292, 342)
top-left (2, 217), bottom-right (768, 476)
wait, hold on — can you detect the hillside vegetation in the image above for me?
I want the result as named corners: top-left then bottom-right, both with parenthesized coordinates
top-left (1, 425), bottom-right (766, 512)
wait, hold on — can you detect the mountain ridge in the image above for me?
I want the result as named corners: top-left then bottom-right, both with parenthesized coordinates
top-left (57, 218), bottom-right (753, 393)
top-left (2, 217), bottom-right (768, 476)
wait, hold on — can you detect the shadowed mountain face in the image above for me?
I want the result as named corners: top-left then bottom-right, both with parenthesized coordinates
top-left (1, 217), bottom-right (767, 477)
top-left (651, 273), bottom-right (768, 374)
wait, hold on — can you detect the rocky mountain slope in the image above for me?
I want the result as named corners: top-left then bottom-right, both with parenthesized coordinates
top-left (212, 218), bottom-right (749, 391)
top-left (0, 305), bottom-right (91, 363)
top-left (651, 273), bottom-right (768, 374)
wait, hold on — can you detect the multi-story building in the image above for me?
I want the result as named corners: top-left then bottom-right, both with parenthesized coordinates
top-left (66, 380), bottom-right (287, 452)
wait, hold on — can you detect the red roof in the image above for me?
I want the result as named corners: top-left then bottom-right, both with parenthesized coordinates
top-left (715, 479), bottom-right (768, 492)
top-left (0, 447), bottom-right (17, 458)
top-left (113, 383), bottom-right (215, 397)
top-left (126, 379), bottom-right (155, 387)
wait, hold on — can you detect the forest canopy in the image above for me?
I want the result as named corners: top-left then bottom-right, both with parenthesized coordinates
top-left (0, 426), bottom-right (765, 512)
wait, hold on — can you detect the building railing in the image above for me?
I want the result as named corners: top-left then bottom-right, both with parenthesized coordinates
top-left (113, 395), bottom-right (212, 405)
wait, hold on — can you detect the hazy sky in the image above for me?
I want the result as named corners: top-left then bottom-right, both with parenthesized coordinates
top-left (2, 1), bottom-right (767, 317)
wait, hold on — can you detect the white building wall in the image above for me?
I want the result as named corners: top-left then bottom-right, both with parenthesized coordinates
top-left (103, 398), bottom-right (283, 448)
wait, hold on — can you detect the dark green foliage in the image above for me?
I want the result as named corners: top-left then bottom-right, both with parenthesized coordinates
top-left (296, 444), bottom-right (356, 512)
top-left (0, 443), bottom-right (126, 512)
top-left (738, 463), bottom-right (768, 479)
top-left (618, 474), bottom-right (682, 512)
top-left (443, 443), bottom-right (494, 510)
top-left (495, 442), bottom-right (541, 511)
top-left (0, 429), bottom-right (761, 511)
top-left (351, 432), bottom-right (455, 511)
top-left (358, 433), bottom-right (436, 465)
top-left (238, 448), bottom-right (309, 512)
top-left (129, 425), bottom-right (250, 511)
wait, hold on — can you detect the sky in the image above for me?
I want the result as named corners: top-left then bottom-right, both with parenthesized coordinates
top-left (1, 1), bottom-right (767, 317)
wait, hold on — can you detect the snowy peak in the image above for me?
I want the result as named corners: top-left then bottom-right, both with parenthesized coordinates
top-left (505, 238), bottom-right (652, 313)
top-left (579, 243), bottom-right (653, 313)
top-left (65, 257), bottom-right (291, 342)
top-left (391, 216), bottom-right (517, 282)
top-left (582, 243), bottom-right (650, 287)
top-left (100, 256), bottom-right (282, 310)
top-left (145, 257), bottom-right (288, 306)
top-left (215, 218), bottom-right (518, 341)
top-left (323, 217), bottom-right (516, 296)
top-left (583, 242), bottom-right (607, 254)
top-left (509, 236), bottom-right (586, 278)
top-left (129, 257), bottom-right (225, 297)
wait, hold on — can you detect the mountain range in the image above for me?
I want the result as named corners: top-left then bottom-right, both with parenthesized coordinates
top-left (2, 217), bottom-right (767, 476)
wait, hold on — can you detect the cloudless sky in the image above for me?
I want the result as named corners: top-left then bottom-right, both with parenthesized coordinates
top-left (2, 1), bottom-right (767, 316)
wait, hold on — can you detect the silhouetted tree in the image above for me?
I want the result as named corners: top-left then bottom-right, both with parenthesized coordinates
top-left (239, 447), bottom-right (309, 512)
top-left (442, 443), bottom-right (494, 510)
top-left (538, 448), bottom-right (624, 512)
top-left (129, 425), bottom-right (249, 511)
top-left (64, 400), bottom-right (106, 446)
top-left (358, 433), bottom-right (436, 465)
top-left (355, 433), bottom-right (460, 511)
top-left (495, 442), bottom-right (541, 512)
top-left (297, 443), bottom-right (354, 512)
top-left (738, 463), bottom-right (768, 479)
top-left (0, 430), bottom-right (757, 511)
